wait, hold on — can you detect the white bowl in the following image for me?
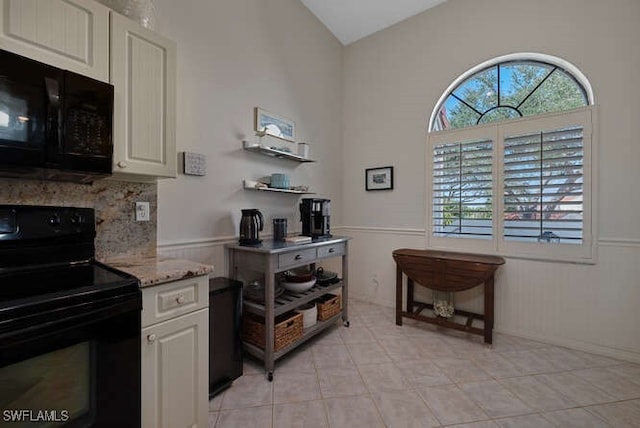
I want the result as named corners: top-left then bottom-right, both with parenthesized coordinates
top-left (280, 277), bottom-right (316, 292)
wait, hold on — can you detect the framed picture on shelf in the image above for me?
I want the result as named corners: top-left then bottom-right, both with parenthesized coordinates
top-left (254, 107), bottom-right (295, 141)
top-left (366, 166), bottom-right (394, 191)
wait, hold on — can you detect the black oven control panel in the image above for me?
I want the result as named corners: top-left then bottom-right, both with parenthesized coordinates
top-left (0, 205), bottom-right (96, 269)
top-left (0, 205), bottom-right (94, 239)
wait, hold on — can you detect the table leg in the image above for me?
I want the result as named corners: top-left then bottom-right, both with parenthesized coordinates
top-left (484, 274), bottom-right (495, 344)
top-left (395, 265), bottom-right (403, 326)
top-left (407, 278), bottom-right (414, 314)
top-left (342, 244), bottom-right (349, 326)
top-left (264, 264), bottom-right (275, 379)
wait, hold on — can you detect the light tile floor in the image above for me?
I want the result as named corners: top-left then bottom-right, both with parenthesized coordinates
top-left (209, 299), bottom-right (640, 427)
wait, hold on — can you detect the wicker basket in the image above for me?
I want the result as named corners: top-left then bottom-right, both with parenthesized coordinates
top-left (316, 293), bottom-right (341, 321)
top-left (243, 311), bottom-right (303, 352)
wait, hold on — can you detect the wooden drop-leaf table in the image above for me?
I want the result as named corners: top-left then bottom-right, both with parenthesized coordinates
top-left (392, 249), bottom-right (505, 344)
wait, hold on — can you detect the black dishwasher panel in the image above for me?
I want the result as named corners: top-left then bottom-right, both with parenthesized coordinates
top-left (209, 277), bottom-right (243, 398)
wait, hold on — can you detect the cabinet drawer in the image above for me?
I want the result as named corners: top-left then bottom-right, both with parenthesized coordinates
top-left (142, 275), bottom-right (209, 328)
top-left (278, 248), bottom-right (316, 269)
top-left (317, 243), bottom-right (345, 259)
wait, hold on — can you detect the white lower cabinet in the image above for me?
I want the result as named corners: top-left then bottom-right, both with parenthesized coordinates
top-left (141, 277), bottom-right (209, 428)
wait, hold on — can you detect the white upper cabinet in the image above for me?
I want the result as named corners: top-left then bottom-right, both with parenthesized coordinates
top-left (110, 11), bottom-right (177, 179)
top-left (0, 0), bottom-right (109, 82)
top-left (0, 0), bottom-right (177, 181)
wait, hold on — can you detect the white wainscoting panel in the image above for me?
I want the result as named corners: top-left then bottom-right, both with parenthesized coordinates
top-left (340, 226), bottom-right (640, 363)
top-left (158, 229), bottom-right (640, 363)
top-left (342, 227), bottom-right (426, 307)
top-left (157, 237), bottom-right (236, 277)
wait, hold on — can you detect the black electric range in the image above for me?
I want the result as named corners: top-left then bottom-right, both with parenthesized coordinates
top-left (0, 205), bottom-right (141, 428)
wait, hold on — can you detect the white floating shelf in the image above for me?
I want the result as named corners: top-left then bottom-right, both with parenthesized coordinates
top-left (242, 180), bottom-right (315, 195)
top-left (242, 142), bottom-right (315, 163)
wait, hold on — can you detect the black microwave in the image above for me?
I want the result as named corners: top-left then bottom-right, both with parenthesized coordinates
top-left (0, 49), bottom-right (114, 183)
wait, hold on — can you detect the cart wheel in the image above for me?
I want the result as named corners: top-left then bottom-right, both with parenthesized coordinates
top-left (343, 320), bottom-right (350, 327)
top-left (267, 371), bottom-right (273, 382)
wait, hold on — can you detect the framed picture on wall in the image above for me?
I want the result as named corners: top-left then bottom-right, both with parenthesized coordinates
top-left (366, 166), bottom-right (394, 191)
top-left (254, 107), bottom-right (295, 141)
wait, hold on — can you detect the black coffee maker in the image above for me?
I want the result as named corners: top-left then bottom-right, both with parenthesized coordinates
top-left (239, 209), bottom-right (264, 245)
top-left (300, 198), bottom-right (331, 238)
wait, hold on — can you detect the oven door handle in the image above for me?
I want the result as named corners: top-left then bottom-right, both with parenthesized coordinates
top-left (0, 296), bottom-right (140, 347)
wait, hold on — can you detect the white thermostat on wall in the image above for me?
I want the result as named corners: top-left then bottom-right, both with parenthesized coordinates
top-left (183, 152), bottom-right (206, 176)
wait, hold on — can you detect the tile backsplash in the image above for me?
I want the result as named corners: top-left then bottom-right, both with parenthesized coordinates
top-left (0, 178), bottom-right (157, 259)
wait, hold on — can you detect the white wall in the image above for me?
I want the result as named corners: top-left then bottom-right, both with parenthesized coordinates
top-left (151, 0), bottom-right (640, 362)
top-left (342, 0), bottom-right (640, 361)
top-left (153, 0), bottom-right (343, 253)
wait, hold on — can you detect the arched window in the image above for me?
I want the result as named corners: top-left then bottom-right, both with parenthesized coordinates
top-left (427, 54), bottom-right (596, 263)
top-left (430, 53), bottom-right (592, 131)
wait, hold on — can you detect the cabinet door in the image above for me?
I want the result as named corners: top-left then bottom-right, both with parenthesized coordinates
top-left (0, 0), bottom-right (109, 81)
top-left (142, 308), bottom-right (208, 428)
top-left (110, 11), bottom-right (176, 179)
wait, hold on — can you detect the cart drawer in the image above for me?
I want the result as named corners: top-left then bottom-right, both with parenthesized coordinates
top-left (317, 243), bottom-right (345, 259)
top-left (278, 248), bottom-right (316, 269)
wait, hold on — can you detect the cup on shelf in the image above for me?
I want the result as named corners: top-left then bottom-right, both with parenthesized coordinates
top-left (270, 173), bottom-right (290, 189)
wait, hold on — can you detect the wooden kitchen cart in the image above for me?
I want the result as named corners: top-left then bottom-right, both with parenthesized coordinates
top-left (392, 249), bottom-right (505, 344)
top-left (227, 237), bottom-right (350, 380)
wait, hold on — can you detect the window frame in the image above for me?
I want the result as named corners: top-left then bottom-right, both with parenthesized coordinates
top-left (426, 106), bottom-right (598, 264)
top-left (429, 53), bottom-right (595, 132)
top-left (427, 122), bottom-right (499, 255)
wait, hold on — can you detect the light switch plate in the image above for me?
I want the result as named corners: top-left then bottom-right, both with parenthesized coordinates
top-left (136, 202), bottom-right (150, 222)
top-left (183, 152), bottom-right (206, 176)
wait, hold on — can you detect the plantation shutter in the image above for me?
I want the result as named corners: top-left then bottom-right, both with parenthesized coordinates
top-left (432, 138), bottom-right (493, 239)
top-left (503, 125), bottom-right (584, 244)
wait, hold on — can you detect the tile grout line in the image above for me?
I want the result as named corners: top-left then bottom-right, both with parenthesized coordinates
top-left (211, 301), bottom-right (640, 427)
top-left (310, 344), bottom-right (333, 428)
top-left (342, 326), bottom-right (388, 427)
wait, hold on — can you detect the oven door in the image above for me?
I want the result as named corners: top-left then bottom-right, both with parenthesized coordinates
top-left (0, 293), bottom-right (141, 428)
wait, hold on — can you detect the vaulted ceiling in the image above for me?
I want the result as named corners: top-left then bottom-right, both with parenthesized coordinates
top-left (299, 0), bottom-right (446, 45)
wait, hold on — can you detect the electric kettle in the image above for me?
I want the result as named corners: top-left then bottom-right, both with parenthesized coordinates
top-left (239, 209), bottom-right (264, 245)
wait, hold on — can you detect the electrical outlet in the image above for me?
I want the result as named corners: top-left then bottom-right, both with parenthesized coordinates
top-left (372, 273), bottom-right (379, 287)
top-left (136, 202), bottom-right (150, 222)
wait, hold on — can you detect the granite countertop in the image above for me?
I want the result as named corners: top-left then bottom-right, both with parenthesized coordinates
top-left (102, 255), bottom-right (213, 288)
